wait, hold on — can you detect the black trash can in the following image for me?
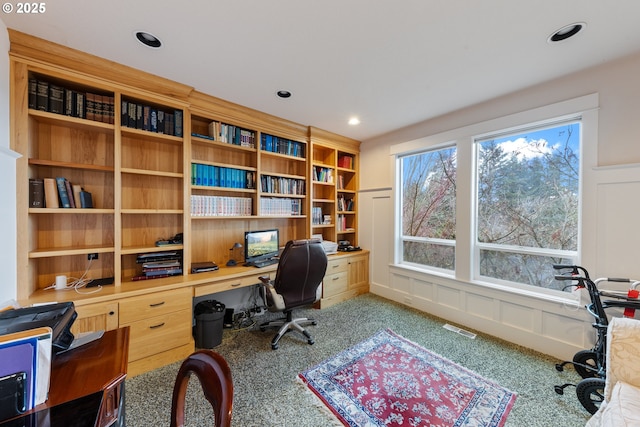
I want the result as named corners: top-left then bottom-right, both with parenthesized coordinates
top-left (194, 300), bottom-right (225, 348)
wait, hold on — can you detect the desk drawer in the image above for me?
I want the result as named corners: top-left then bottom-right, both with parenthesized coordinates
top-left (323, 271), bottom-right (348, 297)
top-left (119, 288), bottom-right (191, 325)
top-left (194, 274), bottom-right (266, 297)
top-left (125, 308), bottom-right (192, 362)
top-left (326, 257), bottom-right (349, 274)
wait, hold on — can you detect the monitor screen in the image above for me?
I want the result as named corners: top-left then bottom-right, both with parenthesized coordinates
top-left (244, 229), bottom-right (279, 263)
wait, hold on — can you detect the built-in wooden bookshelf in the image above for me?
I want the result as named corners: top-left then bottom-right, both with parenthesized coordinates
top-left (10, 29), bottom-right (364, 376)
top-left (11, 30), bottom-right (360, 297)
top-left (309, 127), bottom-right (360, 245)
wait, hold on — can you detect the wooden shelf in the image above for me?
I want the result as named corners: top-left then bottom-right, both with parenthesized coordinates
top-left (30, 246), bottom-right (115, 258)
top-left (120, 168), bottom-right (183, 178)
top-left (29, 108), bottom-right (114, 131)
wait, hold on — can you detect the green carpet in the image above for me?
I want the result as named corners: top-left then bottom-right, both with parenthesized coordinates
top-left (125, 293), bottom-right (590, 426)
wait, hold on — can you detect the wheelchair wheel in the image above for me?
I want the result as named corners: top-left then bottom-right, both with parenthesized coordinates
top-left (576, 377), bottom-right (605, 415)
top-left (573, 350), bottom-right (599, 379)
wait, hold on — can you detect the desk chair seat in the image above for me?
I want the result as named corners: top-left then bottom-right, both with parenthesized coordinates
top-left (170, 350), bottom-right (233, 427)
top-left (258, 239), bottom-right (328, 350)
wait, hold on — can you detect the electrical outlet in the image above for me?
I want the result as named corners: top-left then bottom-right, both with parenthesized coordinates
top-left (87, 253), bottom-right (99, 261)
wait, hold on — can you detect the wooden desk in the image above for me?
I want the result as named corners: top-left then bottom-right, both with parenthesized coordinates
top-left (1, 327), bottom-right (129, 427)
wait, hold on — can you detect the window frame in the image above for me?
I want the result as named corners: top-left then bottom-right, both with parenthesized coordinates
top-left (397, 143), bottom-right (457, 273)
top-left (391, 94), bottom-right (598, 302)
top-left (472, 118), bottom-right (582, 291)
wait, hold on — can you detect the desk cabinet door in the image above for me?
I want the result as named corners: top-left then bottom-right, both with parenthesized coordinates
top-left (71, 301), bottom-right (119, 335)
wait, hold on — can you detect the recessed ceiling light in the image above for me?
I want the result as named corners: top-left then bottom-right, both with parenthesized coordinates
top-left (276, 90), bottom-right (292, 99)
top-left (548, 22), bottom-right (586, 43)
top-left (348, 117), bottom-right (360, 126)
top-left (135, 31), bottom-right (162, 48)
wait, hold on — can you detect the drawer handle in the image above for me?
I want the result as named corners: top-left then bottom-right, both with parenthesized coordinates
top-left (109, 311), bottom-right (115, 316)
top-left (332, 264), bottom-right (339, 269)
top-left (333, 276), bottom-right (340, 281)
top-left (149, 322), bottom-right (165, 329)
top-left (149, 301), bottom-right (165, 308)
top-left (231, 283), bottom-right (241, 287)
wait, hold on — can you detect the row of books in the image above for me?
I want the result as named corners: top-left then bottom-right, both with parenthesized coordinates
top-left (121, 101), bottom-right (183, 137)
top-left (133, 250), bottom-right (183, 281)
top-left (313, 166), bottom-right (334, 183)
top-left (259, 197), bottom-right (303, 216)
top-left (29, 177), bottom-right (93, 209)
top-left (191, 163), bottom-right (256, 189)
top-left (0, 326), bottom-right (52, 417)
top-left (204, 121), bottom-right (257, 147)
top-left (311, 207), bottom-right (329, 225)
top-left (337, 195), bottom-right (355, 212)
top-left (338, 154), bottom-right (355, 169)
top-left (260, 175), bottom-right (305, 196)
top-left (29, 78), bottom-right (114, 123)
top-left (190, 195), bottom-right (252, 217)
top-left (260, 134), bottom-right (305, 158)
top-left (337, 214), bottom-right (355, 232)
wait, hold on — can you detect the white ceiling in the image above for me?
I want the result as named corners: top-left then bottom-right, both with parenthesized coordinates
top-left (3, 1), bottom-right (640, 142)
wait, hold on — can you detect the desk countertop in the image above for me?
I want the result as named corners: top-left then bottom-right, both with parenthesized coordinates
top-left (21, 250), bottom-right (368, 307)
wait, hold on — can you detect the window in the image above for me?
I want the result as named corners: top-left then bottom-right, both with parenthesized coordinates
top-left (399, 146), bottom-right (456, 270)
top-left (475, 121), bottom-right (580, 290)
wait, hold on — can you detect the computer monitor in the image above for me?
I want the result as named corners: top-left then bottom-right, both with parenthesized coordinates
top-left (244, 229), bottom-right (279, 266)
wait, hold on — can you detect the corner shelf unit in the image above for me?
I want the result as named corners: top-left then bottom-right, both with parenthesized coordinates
top-left (309, 127), bottom-right (360, 245)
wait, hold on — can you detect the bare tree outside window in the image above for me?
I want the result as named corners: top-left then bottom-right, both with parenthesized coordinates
top-left (400, 147), bottom-right (456, 270)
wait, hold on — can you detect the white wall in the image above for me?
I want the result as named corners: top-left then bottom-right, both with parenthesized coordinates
top-left (0, 22), bottom-right (19, 305)
top-left (359, 51), bottom-right (640, 360)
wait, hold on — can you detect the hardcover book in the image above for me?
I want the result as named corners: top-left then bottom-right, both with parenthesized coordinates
top-left (28, 78), bottom-right (37, 109)
top-left (55, 177), bottom-right (71, 208)
top-left (48, 84), bottom-right (64, 114)
top-left (36, 81), bottom-right (49, 111)
top-left (43, 178), bottom-right (59, 208)
top-left (28, 179), bottom-right (44, 208)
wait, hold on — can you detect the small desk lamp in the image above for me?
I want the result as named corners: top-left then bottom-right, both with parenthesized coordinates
top-left (226, 242), bottom-right (243, 266)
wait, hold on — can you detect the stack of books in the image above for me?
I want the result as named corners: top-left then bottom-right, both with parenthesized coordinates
top-left (133, 251), bottom-right (183, 281)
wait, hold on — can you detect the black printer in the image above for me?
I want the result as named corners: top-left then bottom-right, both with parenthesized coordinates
top-left (0, 302), bottom-right (77, 354)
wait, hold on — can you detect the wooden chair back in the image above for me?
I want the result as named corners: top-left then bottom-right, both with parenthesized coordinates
top-left (170, 350), bottom-right (233, 427)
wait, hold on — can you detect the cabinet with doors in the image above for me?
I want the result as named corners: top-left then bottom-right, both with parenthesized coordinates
top-left (319, 251), bottom-right (370, 308)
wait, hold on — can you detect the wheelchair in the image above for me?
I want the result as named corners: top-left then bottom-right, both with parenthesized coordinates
top-left (552, 264), bottom-right (640, 414)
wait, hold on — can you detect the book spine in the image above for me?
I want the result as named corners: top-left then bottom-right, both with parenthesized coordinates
top-left (43, 178), bottom-right (59, 208)
top-left (28, 78), bottom-right (37, 109)
top-left (75, 92), bottom-right (85, 119)
top-left (79, 191), bottom-right (93, 208)
top-left (174, 110), bottom-right (183, 137)
top-left (48, 84), bottom-right (64, 114)
top-left (72, 184), bottom-right (82, 208)
top-left (36, 80), bottom-right (49, 111)
top-left (29, 178), bottom-right (44, 208)
top-left (64, 179), bottom-right (75, 208)
top-left (55, 177), bottom-right (71, 208)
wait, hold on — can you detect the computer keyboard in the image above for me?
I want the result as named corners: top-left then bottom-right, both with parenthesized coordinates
top-left (253, 258), bottom-right (278, 268)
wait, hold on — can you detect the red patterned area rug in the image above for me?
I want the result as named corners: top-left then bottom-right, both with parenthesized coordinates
top-left (299, 329), bottom-right (517, 427)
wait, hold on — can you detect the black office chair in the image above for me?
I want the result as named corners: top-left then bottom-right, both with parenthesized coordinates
top-left (258, 239), bottom-right (328, 350)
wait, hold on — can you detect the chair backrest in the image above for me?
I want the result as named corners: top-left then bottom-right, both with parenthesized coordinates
top-left (170, 350), bottom-right (233, 427)
top-left (273, 239), bottom-right (328, 308)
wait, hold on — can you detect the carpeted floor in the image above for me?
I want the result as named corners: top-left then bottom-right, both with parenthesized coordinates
top-left (125, 293), bottom-right (591, 426)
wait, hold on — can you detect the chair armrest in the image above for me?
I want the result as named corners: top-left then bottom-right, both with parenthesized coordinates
top-left (257, 277), bottom-right (286, 311)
